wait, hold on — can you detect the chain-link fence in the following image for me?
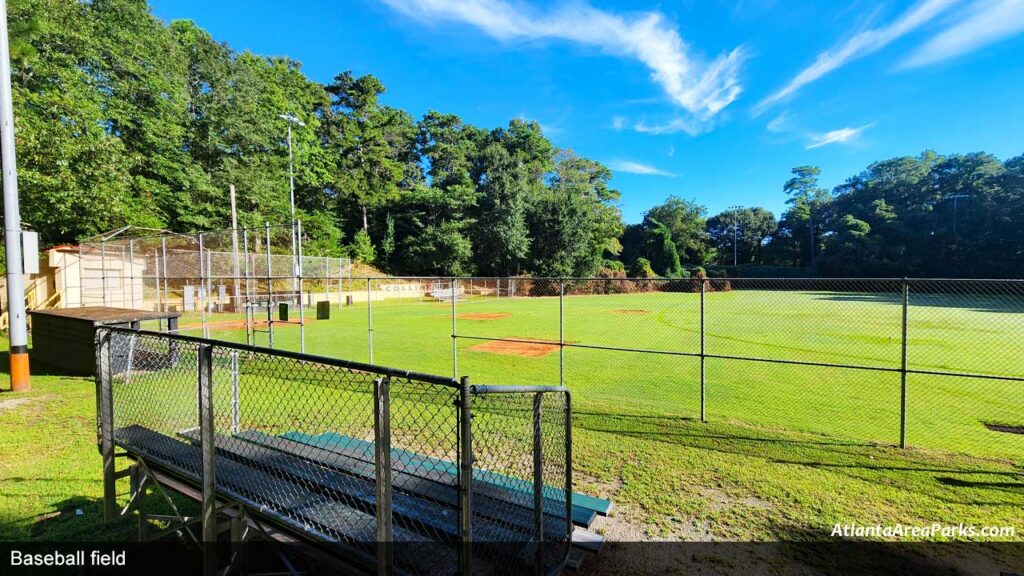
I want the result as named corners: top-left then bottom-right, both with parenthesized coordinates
top-left (71, 222), bottom-right (351, 352)
top-left (96, 326), bottom-right (572, 575)
top-left (79, 258), bottom-right (1024, 464)
top-left (296, 276), bottom-right (1023, 464)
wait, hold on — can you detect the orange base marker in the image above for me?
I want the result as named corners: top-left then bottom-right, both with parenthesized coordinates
top-left (10, 349), bottom-right (29, 392)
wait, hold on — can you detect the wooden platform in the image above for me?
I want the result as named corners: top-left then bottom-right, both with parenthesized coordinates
top-left (29, 307), bottom-right (181, 375)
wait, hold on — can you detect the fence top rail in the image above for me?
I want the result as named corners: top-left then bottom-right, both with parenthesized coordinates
top-left (343, 276), bottom-right (1024, 283)
top-left (470, 385), bottom-right (570, 396)
top-left (97, 326), bottom-right (461, 388)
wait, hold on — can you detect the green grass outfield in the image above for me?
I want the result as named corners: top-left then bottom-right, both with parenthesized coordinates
top-left (3, 349), bottom-right (1023, 574)
top-left (177, 289), bottom-right (1024, 461)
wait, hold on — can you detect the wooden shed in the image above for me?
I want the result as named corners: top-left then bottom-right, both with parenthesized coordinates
top-left (28, 307), bottom-right (180, 375)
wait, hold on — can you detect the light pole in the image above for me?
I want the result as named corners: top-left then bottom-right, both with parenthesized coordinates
top-left (728, 205), bottom-right (742, 267)
top-left (0, 0), bottom-right (30, 391)
top-left (279, 113), bottom-right (304, 297)
top-left (948, 194), bottom-right (968, 246)
top-left (279, 113), bottom-right (305, 224)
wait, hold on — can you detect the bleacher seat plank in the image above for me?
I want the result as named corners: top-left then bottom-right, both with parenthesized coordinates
top-left (113, 425), bottom-right (458, 575)
top-left (235, 429), bottom-right (582, 534)
top-left (177, 428), bottom-right (552, 552)
top-left (280, 430), bottom-right (601, 526)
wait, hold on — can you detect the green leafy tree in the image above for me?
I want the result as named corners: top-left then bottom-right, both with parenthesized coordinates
top-left (528, 151), bottom-right (623, 277)
top-left (782, 166), bottom-right (831, 267)
top-left (326, 72), bottom-right (420, 234)
top-left (349, 229), bottom-right (375, 264)
top-left (472, 142), bottom-right (531, 275)
top-left (707, 207), bottom-right (777, 265)
top-left (644, 196), bottom-right (715, 265)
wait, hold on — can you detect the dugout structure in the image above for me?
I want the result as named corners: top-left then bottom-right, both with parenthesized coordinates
top-left (73, 223), bottom-right (352, 353)
top-left (96, 326), bottom-right (579, 575)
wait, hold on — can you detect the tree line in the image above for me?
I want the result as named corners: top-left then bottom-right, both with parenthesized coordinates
top-left (6, 0), bottom-right (1023, 279)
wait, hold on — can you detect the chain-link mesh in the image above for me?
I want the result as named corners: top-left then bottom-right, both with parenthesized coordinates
top-left (73, 223), bottom-right (351, 350)
top-left (469, 388), bottom-right (571, 576)
top-left (98, 327), bottom-right (569, 574)
top-left (96, 272), bottom-right (1024, 501)
top-left (451, 276), bottom-right (1023, 463)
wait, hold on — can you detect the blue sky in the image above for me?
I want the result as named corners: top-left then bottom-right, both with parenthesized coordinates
top-left (150, 0), bottom-right (1024, 223)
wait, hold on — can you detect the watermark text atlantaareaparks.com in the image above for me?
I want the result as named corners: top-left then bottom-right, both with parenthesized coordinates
top-left (832, 523), bottom-right (1015, 539)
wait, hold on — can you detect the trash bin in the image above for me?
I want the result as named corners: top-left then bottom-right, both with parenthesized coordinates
top-left (317, 301), bottom-right (330, 320)
top-left (279, 303), bottom-right (288, 322)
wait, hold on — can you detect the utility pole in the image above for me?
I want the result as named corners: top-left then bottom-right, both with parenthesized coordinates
top-left (728, 205), bottom-right (742, 267)
top-left (0, 0), bottom-right (29, 391)
top-left (733, 219), bottom-right (739, 267)
top-left (279, 113), bottom-right (304, 298)
top-left (808, 203), bottom-right (815, 266)
top-left (949, 194), bottom-right (968, 249)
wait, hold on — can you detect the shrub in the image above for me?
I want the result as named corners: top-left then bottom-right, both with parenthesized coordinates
top-left (349, 229), bottom-right (376, 264)
top-left (629, 257), bottom-right (656, 279)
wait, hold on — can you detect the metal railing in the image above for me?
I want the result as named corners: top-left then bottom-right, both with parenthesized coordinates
top-left (96, 326), bottom-right (572, 576)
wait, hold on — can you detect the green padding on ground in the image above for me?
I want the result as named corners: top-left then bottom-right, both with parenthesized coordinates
top-left (281, 430), bottom-right (612, 516)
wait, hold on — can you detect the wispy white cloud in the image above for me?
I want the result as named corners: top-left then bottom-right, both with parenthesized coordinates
top-left (902, 0), bottom-right (1024, 67)
top-left (381, 0), bottom-right (746, 120)
top-left (608, 160), bottom-right (677, 177)
top-left (611, 116), bottom-right (626, 131)
top-left (633, 117), bottom-right (708, 136)
top-left (766, 111), bottom-right (792, 133)
top-left (755, 0), bottom-right (959, 113)
top-left (667, 144), bottom-right (675, 157)
top-left (805, 122), bottom-right (876, 149)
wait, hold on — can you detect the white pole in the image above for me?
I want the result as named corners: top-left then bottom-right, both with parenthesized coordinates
top-left (230, 184), bottom-right (241, 313)
top-left (0, 0), bottom-right (28, 390)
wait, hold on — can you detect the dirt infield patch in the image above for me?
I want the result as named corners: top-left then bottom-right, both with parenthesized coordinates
top-left (458, 313), bottom-right (511, 321)
top-left (612, 309), bottom-right (650, 315)
top-left (470, 339), bottom-right (560, 358)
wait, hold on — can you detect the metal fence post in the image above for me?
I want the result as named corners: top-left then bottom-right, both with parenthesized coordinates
top-left (198, 344), bottom-right (217, 575)
top-left (532, 393), bottom-right (544, 576)
top-left (242, 229), bottom-right (251, 346)
top-left (231, 350), bottom-right (240, 434)
top-left (160, 237), bottom-right (169, 313)
top-left (700, 278), bottom-right (707, 423)
top-left (100, 240), bottom-right (108, 306)
top-left (198, 232), bottom-right (207, 338)
top-left (458, 376), bottom-right (473, 576)
top-left (451, 277), bottom-right (458, 379)
top-left (342, 259), bottom-right (350, 309)
top-left (373, 376), bottom-right (393, 576)
top-left (96, 329), bottom-right (116, 521)
top-left (264, 222), bottom-right (274, 349)
top-left (128, 239), bottom-right (136, 309)
top-left (900, 278), bottom-right (909, 448)
top-left (368, 278), bottom-right (374, 364)
top-left (563, 390), bottom-right (573, 545)
top-left (297, 219), bottom-right (305, 354)
top-left (559, 279), bottom-right (565, 387)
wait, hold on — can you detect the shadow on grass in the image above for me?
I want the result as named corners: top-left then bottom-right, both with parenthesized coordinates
top-left (813, 291), bottom-right (1024, 314)
top-left (0, 349), bottom-right (94, 384)
top-left (0, 495), bottom-right (134, 542)
top-left (936, 476), bottom-right (1024, 492)
top-left (572, 410), bottom-right (1024, 508)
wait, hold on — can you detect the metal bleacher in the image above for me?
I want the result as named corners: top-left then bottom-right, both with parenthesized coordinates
top-left (96, 327), bottom-right (608, 575)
